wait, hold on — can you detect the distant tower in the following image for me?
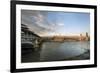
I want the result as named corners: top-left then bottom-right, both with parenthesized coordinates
top-left (80, 34), bottom-right (82, 41)
top-left (86, 32), bottom-right (89, 41)
top-left (80, 34), bottom-right (82, 37)
top-left (86, 32), bottom-right (88, 37)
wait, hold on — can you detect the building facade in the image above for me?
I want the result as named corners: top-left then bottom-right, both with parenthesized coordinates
top-left (21, 24), bottom-right (41, 52)
top-left (21, 24), bottom-right (40, 43)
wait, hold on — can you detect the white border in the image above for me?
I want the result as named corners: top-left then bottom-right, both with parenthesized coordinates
top-left (16, 4), bottom-right (94, 69)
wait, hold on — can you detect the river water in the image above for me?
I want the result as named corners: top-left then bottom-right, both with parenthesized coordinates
top-left (22, 41), bottom-right (90, 62)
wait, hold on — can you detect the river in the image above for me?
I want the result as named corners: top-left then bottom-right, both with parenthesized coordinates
top-left (22, 41), bottom-right (90, 63)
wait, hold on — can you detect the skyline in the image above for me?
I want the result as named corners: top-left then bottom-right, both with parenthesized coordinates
top-left (21, 10), bottom-right (90, 36)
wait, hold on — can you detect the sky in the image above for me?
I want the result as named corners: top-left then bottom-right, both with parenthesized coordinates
top-left (21, 10), bottom-right (90, 36)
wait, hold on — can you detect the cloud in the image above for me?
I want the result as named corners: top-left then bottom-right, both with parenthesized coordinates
top-left (21, 10), bottom-right (58, 36)
top-left (57, 23), bottom-right (64, 26)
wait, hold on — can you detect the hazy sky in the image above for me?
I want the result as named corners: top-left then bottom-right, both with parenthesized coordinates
top-left (21, 10), bottom-right (90, 36)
